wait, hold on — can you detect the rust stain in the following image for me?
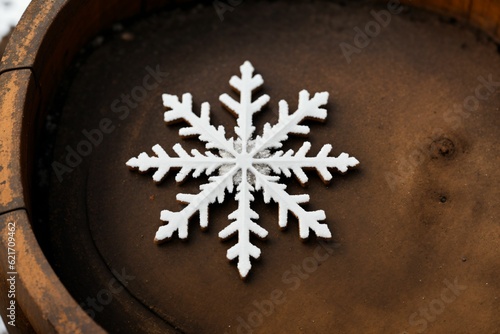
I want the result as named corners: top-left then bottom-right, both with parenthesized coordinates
top-left (0, 71), bottom-right (22, 210)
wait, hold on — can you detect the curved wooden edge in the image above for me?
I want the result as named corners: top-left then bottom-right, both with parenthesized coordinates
top-left (0, 210), bottom-right (105, 333)
top-left (400, 0), bottom-right (500, 42)
top-left (0, 70), bottom-right (30, 215)
top-left (0, 0), bottom-right (141, 69)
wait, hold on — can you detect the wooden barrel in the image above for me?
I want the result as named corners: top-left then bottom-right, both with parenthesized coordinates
top-left (0, 0), bottom-right (498, 333)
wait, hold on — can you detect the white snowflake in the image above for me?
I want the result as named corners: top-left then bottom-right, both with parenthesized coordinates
top-left (126, 61), bottom-right (359, 278)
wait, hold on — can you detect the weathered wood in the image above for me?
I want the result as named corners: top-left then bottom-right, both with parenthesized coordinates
top-left (0, 70), bottom-right (34, 214)
top-left (0, 210), bottom-right (104, 333)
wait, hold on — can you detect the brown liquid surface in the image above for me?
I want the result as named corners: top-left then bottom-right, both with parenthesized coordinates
top-left (44, 1), bottom-right (500, 333)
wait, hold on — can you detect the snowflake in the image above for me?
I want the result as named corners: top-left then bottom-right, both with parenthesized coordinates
top-left (126, 61), bottom-right (359, 278)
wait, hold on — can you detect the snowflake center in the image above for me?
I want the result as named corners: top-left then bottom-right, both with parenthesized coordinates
top-left (218, 144), bottom-right (271, 186)
top-left (235, 152), bottom-right (253, 170)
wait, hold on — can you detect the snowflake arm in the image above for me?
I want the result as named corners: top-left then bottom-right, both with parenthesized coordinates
top-left (218, 169), bottom-right (268, 278)
top-left (250, 90), bottom-right (329, 155)
top-left (251, 166), bottom-right (331, 239)
top-left (163, 93), bottom-right (238, 156)
top-left (156, 166), bottom-right (238, 242)
top-left (126, 143), bottom-right (233, 183)
top-left (219, 61), bottom-right (270, 152)
top-left (255, 142), bottom-right (359, 184)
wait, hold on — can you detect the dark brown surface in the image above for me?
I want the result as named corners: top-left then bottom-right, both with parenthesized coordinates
top-left (41, 1), bottom-right (500, 333)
